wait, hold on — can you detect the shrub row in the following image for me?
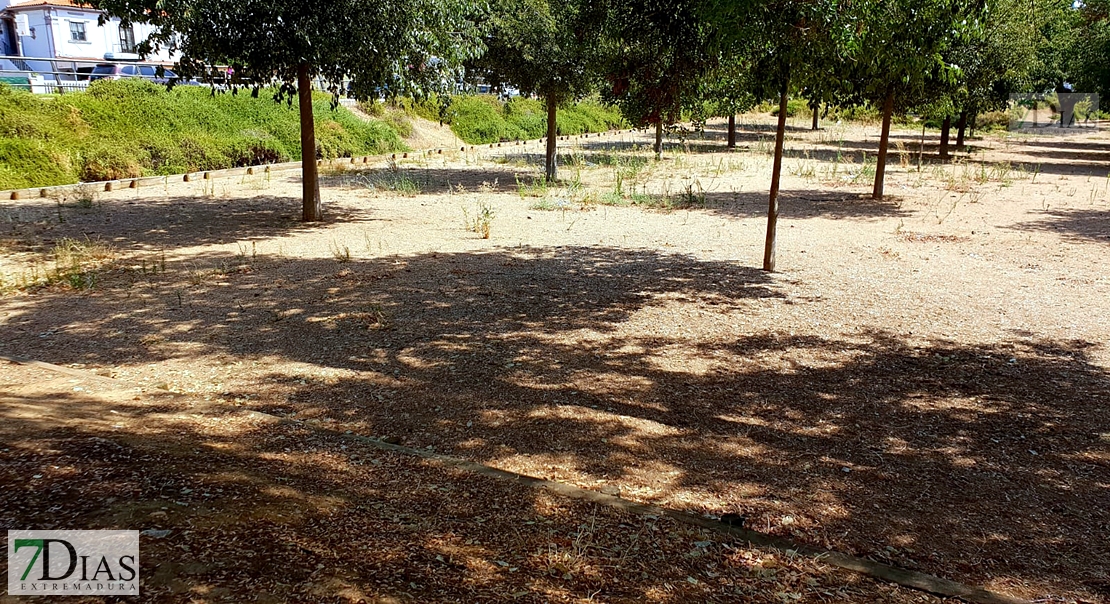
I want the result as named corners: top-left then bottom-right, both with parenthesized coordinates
top-left (0, 79), bottom-right (405, 190)
top-left (438, 95), bottom-right (626, 145)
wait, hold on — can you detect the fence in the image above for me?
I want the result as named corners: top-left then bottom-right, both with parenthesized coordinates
top-left (0, 54), bottom-right (162, 93)
top-left (0, 54), bottom-right (220, 94)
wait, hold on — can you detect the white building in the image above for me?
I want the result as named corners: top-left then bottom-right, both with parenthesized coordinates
top-left (1, 0), bottom-right (178, 79)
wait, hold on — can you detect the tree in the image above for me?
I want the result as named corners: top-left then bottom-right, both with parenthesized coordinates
top-left (854, 0), bottom-right (983, 199)
top-left (1027, 0), bottom-right (1081, 95)
top-left (1072, 0), bottom-right (1110, 99)
top-left (699, 60), bottom-right (757, 149)
top-left (938, 0), bottom-right (1036, 156)
top-left (469, 0), bottom-right (607, 182)
top-left (798, 58), bottom-right (861, 132)
top-left (601, 0), bottom-right (715, 160)
top-left (88, 0), bottom-right (482, 222)
top-left (703, 0), bottom-right (858, 272)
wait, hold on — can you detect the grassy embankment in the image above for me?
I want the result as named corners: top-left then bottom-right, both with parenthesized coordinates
top-left (0, 79), bottom-right (404, 190)
top-left (1, 81), bottom-right (628, 190)
top-left (365, 95), bottom-right (626, 145)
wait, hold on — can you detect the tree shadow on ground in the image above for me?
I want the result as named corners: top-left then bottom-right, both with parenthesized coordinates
top-left (0, 194), bottom-right (337, 255)
top-left (1010, 208), bottom-right (1110, 244)
top-left (695, 123), bottom-right (1110, 178)
top-left (692, 190), bottom-right (908, 221)
top-left (699, 121), bottom-right (819, 138)
top-left (4, 388), bottom-right (884, 603)
top-left (318, 165), bottom-right (528, 196)
top-left (1010, 146), bottom-right (1110, 167)
top-left (1010, 138), bottom-right (1110, 153)
top-left (1, 246), bottom-right (1107, 601)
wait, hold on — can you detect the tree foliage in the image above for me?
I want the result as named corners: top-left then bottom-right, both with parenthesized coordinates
top-left (702, 0), bottom-right (860, 271)
top-left (467, 0), bottom-right (607, 181)
top-left (942, 0), bottom-right (1037, 115)
top-left (1027, 0), bottom-right (1081, 93)
top-left (1072, 0), bottom-right (1110, 98)
top-left (600, 0), bottom-right (715, 157)
top-left (469, 0), bottom-right (604, 104)
top-left (851, 0), bottom-right (984, 198)
top-left (86, 0), bottom-right (483, 220)
top-left (88, 0), bottom-right (481, 98)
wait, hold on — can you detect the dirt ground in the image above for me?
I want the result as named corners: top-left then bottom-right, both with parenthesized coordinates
top-left (1, 115), bottom-right (1108, 603)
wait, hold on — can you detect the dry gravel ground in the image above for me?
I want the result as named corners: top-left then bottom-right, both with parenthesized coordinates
top-left (0, 116), bottom-right (1108, 603)
top-left (0, 364), bottom-right (939, 603)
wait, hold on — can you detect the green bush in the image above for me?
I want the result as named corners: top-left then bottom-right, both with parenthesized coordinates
top-left (448, 95), bottom-right (525, 144)
top-left (407, 96), bottom-right (448, 123)
top-left (558, 101), bottom-right (625, 135)
top-left (503, 97), bottom-right (547, 138)
top-left (79, 142), bottom-right (146, 182)
top-left (428, 94), bottom-right (624, 144)
top-left (768, 98), bottom-right (812, 118)
top-left (976, 110), bottom-right (1011, 132)
top-left (0, 79), bottom-right (405, 190)
top-left (0, 139), bottom-right (76, 188)
top-left (368, 104), bottom-right (415, 138)
top-left (824, 104), bottom-right (881, 123)
top-left (754, 100), bottom-right (880, 123)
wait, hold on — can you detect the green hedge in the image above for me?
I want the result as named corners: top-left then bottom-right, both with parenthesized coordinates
top-left (0, 79), bottom-right (405, 190)
top-left (441, 94), bottom-right (625, 145)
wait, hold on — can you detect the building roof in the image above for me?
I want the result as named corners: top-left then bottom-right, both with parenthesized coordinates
top-left (5, 0), bottom-right (102, 12)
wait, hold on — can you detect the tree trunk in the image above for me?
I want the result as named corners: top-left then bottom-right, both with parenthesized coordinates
top-left (763, 80), bottom-right (789, 273)
top-left (654, 121), bottom-right (663, 160)
top-left (297, 64), bottom-right (322, 222)
top-left (545, 94), bottom-right (558, 182)
top-left (872, 88), bottom-right (894, 200)
top-left (939, 115), bottom-right (952, 159)
top-left (917, 121), bottom-right (925, 171)
top-left (956, 111), bottom-right (967, 150)
top-left (811, 100), bottom-right (819, 130)
top-left (727, 114), bottom-right (736, 148)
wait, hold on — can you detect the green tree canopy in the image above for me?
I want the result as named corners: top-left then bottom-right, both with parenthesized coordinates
top-left (468, 0), bottom-right (608, 181)
top-left (600, 0), bottom-right (716, 159)
top-left (1072, 0), bottom-right (1110, 98)
top-left (86, 0), bottom-right (483, 221)
top-left (703, 0), bottom-right (861, 271)
top-left (852, 0), bottom-right (984, 198)
top-left (929, 0), bottom-right (1036, 154)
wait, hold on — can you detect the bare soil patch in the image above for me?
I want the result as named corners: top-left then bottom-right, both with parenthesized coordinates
top-left (1, 117), bottom-right (1107, 603)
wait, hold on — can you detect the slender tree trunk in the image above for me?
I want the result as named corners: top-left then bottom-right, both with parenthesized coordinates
top-left (764, 80), bottom-right (789, 273)
top-left (654, 121), bottom-right (663, 160)
top-left (956, 111), bottom-right (967, 150)
top-left (727, 114), bottom-right (736, 148)
top-left (298, 63), bottom-right (322, 222)
top-left (872, 88), bottom-right (894, 200)
top-left (545, 94), bottom-right (558, 182)
top-left (917, 121), bottom-right (925, 171)
top-left (811, 100), bottom-right (819, 130)
top-left (939, 115), bottom-right (952, 159)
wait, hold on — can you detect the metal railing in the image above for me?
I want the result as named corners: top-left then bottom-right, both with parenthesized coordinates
top-left (0, 54), bottom-right (175, 94)
top-left (0, 54), bottom-right (457, 97)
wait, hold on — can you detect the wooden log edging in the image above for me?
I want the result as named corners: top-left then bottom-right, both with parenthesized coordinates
top-left (1, 352), bottom-right (1029, 604)
top-left (0, 127), bottom-right (632, 201)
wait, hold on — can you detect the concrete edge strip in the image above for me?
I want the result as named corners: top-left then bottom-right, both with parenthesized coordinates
top-left (1, 354), bottom-right (1030, 604)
